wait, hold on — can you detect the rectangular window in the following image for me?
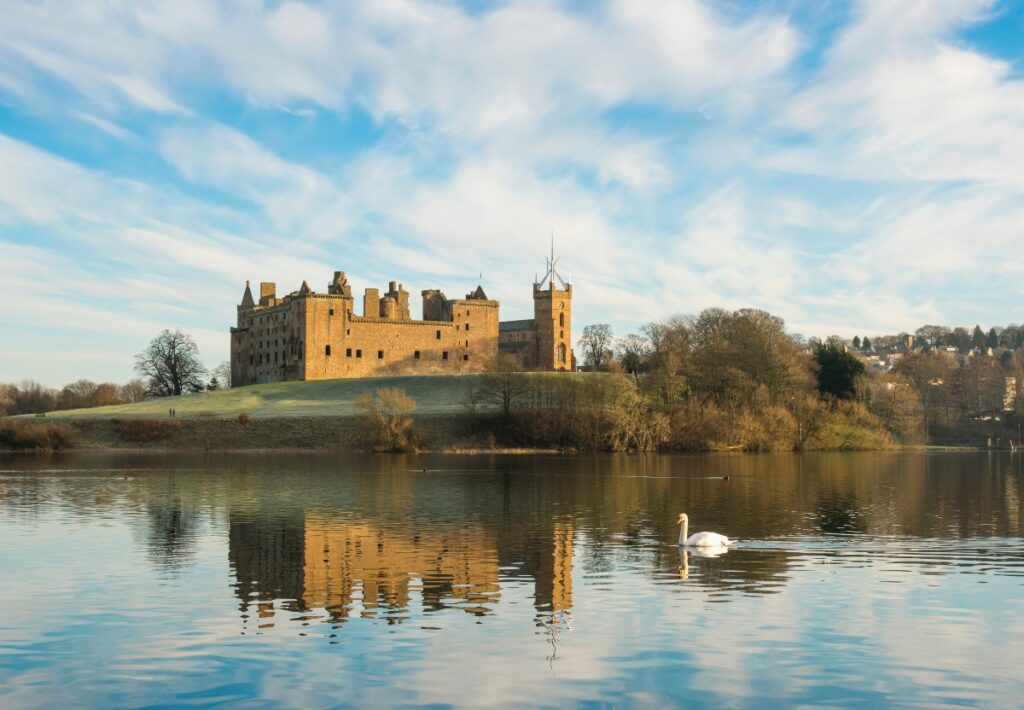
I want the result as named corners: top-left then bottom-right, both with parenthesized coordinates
top-left (414, 350), bottom-right (420, 359)
top-left (329, 308), bottom-right (334, 316)
top-left (436, 330), bottom-right (442, 340)
top-left (377, 350), bottom-right (384, 359)
top-left (442, 351), bottom-right (449, 360)
top-left (346, 329), bottom-right (351, 335)
top-left (346, 348), bottom-right (352, 357)
top-left (463, 354), bottom-right (469, 361)
top-left (325, 345), bottom-right (331, 356)
top-left (356, 349), bottom-right (362, 358)
top-left (465, 323), bottom-right (470, 331)
top-left (249, 356), bottom-right (253, 365)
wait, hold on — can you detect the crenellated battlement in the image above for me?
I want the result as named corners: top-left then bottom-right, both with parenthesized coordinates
top-left (231, 257), bottom-right (574, 385)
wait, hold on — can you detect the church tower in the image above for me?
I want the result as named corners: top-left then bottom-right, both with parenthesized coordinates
top-left (533, 242), bottom-right (574, 371)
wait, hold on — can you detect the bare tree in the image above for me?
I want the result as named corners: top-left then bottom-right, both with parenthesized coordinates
top-left (477, 354), bottom-right (529, 418)
top-left (135, 329), bottom-right (208, 397)
top-left (357, 387), bottom-right (419, 451)
top-left (120, 379), bottom-right (148, 403)
top-left (59, 379), bottom-right (98, 409)
top-left (10, 380), bottom-right (58, 414)
top-left (580, 324), bottom-right (614, 370)
top-left (0, 384), bottom-right (13, 417)
top-left (616, 333), bottom-right (651, 382)
top-left (211, 361), bottom-right (231, 389)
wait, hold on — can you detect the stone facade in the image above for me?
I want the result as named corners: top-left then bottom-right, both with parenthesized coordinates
top-left (230, 266), bottom-right (574, 385)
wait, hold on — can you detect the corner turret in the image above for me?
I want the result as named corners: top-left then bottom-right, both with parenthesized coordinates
top-left (240, 280), bottom-right (255, 309)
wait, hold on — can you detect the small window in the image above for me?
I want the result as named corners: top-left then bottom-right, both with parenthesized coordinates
top-left (356, 349), bottom-right (362, 358)
top-left (325, 345), bottom-right (331, 356)
top-left (414, 351), bottom-right (420, 359)
top-left (560, 330), bottom-right (564, 339)
top-left (346, 329), bottom-right (350, 335)
top-left (329, 308), bottom-right (334, 316)
top-left (463, 354), bottom-right (469, 361)
top-left (442, 351), bottom-right (448, 360)
top-left (346, 348), bottom-right (352, 357)
top-left (249, 356), bottom-right (253, 365)
top-left (465, 323), bottom-right (471, 331)
top-left (436, 330), bottom-right (442, 340)
top-left (377, 350), bottom-right (384, 359)
top-left (559, 313), bottom-right (564, 327)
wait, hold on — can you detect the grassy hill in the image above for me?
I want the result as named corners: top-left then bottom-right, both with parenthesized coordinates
top-left (44, 375), bottom-right (487, 420)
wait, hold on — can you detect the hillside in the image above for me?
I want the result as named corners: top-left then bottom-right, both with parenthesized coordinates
top-left (44, 375), bottom-right (487, 420)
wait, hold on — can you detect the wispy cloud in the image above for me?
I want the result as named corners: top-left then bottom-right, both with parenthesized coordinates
top-left (0, 0), bottom-right (1022, 383)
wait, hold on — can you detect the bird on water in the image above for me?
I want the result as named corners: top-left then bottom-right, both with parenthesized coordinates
top-left (677, 513), bottom-right (735, 547)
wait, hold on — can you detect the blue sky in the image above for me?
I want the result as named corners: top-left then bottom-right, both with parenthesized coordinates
top-left (1, 0), bottom-right (1023, 386)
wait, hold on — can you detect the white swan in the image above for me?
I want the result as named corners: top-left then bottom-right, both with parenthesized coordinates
top-left (678, 513), bottom-right (734, 547)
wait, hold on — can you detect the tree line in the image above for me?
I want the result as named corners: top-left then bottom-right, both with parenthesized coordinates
top-left (455, 308), bottom-right (898, 452)
top-left (1, 329), bottom-right (229, 417)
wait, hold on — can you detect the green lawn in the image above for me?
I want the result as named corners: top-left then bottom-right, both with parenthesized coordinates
top-left (45, 375), bottom-right (487, 419)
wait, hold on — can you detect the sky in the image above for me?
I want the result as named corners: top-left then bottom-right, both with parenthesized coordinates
top-left (1, 0), bottom-right (1024, 386)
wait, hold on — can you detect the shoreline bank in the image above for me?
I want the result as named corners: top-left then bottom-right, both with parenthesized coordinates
top-left (0, 414), bottom-right (995, 454)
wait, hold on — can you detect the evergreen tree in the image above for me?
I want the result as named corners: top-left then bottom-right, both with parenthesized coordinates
top-left (852, 335), bottom-right (861, 349)
top-left (814, 342), bottom-right (866, 400)
top-left (972, 325), bottom-right (986, 350)
top-left (862, 336), bottom-right (872, 350)
top-left (986, 327), bottom-right (999, 350)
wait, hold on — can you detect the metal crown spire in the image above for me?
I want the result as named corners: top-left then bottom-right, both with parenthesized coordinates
top-left (538, 233), bottom-right (569, 289)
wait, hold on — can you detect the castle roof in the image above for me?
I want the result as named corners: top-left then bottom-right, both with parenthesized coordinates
top-left (298, 280), bottom-right (311, 296)
top-left (499, 319), bottom-right (535, 332)
top-left (467, 285), bottom-right (488, 300)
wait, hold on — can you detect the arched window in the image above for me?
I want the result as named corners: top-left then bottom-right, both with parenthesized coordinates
top-left (559, 313), bottom-right (564, 327)
top-left (558, 342), bottom-right (567, 364)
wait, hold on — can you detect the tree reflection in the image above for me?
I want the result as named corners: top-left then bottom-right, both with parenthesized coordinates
top-left (143, 501), bottom-right (200, 573)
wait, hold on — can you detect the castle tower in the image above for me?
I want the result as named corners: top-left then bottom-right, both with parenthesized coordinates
top-left (533, 241), bottom-right (573, 371)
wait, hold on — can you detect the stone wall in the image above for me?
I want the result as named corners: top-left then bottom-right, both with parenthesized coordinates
top-left (232, 270), bottom-right (569, 383)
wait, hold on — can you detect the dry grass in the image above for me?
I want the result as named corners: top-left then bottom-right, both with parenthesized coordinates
top-left (0, 419), bottom-right (77, 450)
top-left (113, 419), bottom-right (183, 442)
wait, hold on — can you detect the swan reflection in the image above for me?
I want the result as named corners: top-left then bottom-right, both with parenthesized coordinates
top-left (677, 545), bottom-right (729, 579)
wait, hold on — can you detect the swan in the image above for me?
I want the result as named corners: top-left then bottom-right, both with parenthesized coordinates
top-left (677, 513), bottom-right (734, 547)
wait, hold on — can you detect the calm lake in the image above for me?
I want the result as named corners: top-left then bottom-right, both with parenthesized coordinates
top-left (1, 452), bottom-right (1022, 708)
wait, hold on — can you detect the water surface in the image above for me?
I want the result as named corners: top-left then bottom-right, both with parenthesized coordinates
top-left (1, 452), bottom-right (1022, 708)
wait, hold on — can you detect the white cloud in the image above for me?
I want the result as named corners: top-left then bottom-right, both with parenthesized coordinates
top-left (2, 0), bottom-right (1024, 384)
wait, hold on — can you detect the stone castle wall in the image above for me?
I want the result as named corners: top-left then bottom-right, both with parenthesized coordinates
top-left (231, 270), bottom-right (569, 385)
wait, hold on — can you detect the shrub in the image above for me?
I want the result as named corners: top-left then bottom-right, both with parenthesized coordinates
top-left (0, 419), bottom-right (76, 450)
top-left (113, 418), bottom-right (181, 442)
top-left (237, 412), bottom-right (252, 425)
top-left (356, 388), bottom-right (421, 452)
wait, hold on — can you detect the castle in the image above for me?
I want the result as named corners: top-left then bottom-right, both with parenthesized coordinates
top-left (230, 254), bottom-right (574, 385)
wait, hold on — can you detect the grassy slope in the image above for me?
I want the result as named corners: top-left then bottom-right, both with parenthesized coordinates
top-left (44, 375), bottom-right (485, 419)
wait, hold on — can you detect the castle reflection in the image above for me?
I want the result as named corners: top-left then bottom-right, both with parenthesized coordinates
top-left (229, 512), bottom-right (573, 633)
top-left (95, 450), bottom-right (1020, 635)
